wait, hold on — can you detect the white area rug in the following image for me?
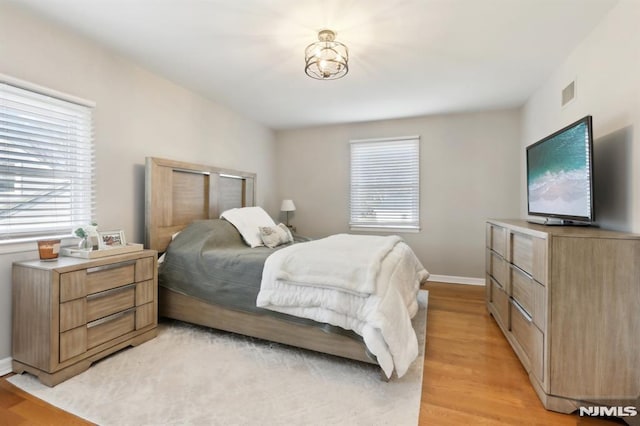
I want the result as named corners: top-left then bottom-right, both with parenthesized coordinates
top-left (9, 291), bottom-right (428, 426)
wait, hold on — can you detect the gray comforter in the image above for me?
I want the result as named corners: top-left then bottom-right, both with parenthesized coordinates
top-left (159, 219), bottom-right (291, 313)
top-left (159, 218), bottom-right (367, 349)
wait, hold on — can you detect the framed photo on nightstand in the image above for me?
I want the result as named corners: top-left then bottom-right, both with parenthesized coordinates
top-left (98, 229), bottom-right (127, 249)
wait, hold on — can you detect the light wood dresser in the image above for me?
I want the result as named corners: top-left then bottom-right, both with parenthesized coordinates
top-left (485, 219), bottom-right (640, 413)
top-left (12, 249), bottom-right (158, 386)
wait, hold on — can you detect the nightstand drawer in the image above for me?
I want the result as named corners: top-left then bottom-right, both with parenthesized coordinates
top-left (60, 289), bottom-right (135, 332)
top-left (135, 280), bottom-right (154, 305)
top-left (87, 308), bottom-right (136, 349)
top-left (59, 282), bottom-right (144, 332)
top-left (136, 303), bottom-right (155, 329)
top-left (135, 257), bottom-right (155, 282)
top-left (59, 304), bottom-right (152, 363)
top-left (60, 260), bottom-right (136, 302)
top-left (60, 308), bottom-right (136, 362)
top-left (60, 309), bottom-right (136, 362)
top-left (86, 284), bottom-right (135, 322)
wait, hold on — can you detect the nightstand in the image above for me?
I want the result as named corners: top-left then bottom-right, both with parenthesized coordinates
top-left (11, 249), bottom-right (158, 386)
top-left (293, 234), bottom-right (312, 243)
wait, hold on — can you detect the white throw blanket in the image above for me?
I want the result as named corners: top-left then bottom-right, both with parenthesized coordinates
top-left (271, 234), bottom-right (402, 295)
top-left (257, 234), bottom-right (429, 378)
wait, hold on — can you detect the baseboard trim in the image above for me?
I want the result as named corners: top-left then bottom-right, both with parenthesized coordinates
top-left (427, 274), bottom-right (485, 286)
top-left (0, 357), bottom-right (12, 376)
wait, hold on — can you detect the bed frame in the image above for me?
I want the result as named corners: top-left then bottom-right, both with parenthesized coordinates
top-left (144, 157), bottom-right (377, 366)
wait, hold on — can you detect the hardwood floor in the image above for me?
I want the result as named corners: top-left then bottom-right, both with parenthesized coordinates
top-left (0, 282), bottom-right (623, 425)
top-left (0, 379), bottom-right (90, 425)
top-left (419, 282), bottom-right (622, 425)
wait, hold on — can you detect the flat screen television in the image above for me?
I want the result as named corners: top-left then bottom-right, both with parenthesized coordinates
top-left (526, 115), bottom-right (594, 225)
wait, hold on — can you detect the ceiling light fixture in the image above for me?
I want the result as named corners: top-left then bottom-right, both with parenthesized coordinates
top-left (304, 29), bottom-right (349, 80)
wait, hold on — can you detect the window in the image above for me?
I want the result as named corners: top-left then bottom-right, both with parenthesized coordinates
top-left (350, 136), bottom-right (420, 231)
top-left (0, 80), bottom-right (94, 243)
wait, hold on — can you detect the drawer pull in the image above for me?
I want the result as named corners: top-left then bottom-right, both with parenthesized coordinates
top-left (87, 260), bottom-right (136, 274)
top-left (87, 307), bottom-right (136, 328)
top-left (509, 263), bottom-right (532, 280)
top-left (86, 284), bottom-right (135, 301)
top-left (511, 298), bottom-right (533, 323)
top-left (490, 249), bottom-right (504, 260)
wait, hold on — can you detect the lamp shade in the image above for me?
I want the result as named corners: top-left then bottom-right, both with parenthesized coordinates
top-left (280, 199), bottom-right (296, 212)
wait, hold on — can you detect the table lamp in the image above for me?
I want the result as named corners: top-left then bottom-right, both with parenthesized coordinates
top-left (280, 199), bottom-right (296, 228)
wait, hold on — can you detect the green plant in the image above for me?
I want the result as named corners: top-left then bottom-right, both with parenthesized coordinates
top-left (74, 222), bottom-right (98, 238)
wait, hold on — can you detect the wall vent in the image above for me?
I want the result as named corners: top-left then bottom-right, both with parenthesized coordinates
top-left (562, 81), bottom-right (576, 106)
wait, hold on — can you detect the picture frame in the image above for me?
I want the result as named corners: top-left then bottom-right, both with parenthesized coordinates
top-left (98, 229), bottom-right (127, 249)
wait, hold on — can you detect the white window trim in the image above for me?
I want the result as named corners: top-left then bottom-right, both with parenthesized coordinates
top-left (0, 74), bottom-right (95, 108)
top-left (350, 135), bottom-right (420, 144)
top-left (0, 74), bottom-right (95, 253)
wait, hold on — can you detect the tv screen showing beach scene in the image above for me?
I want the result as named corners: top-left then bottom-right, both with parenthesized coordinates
top-left (526, 117), bottom-right (593, 221)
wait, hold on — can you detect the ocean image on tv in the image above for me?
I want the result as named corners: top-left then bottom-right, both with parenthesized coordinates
top-left (527, 122), bottom-right (591, 218)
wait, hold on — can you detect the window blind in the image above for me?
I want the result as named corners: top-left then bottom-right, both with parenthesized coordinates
top-left (0, 82), bottom-right (94, 243)
top-left (350, 137), bottom-right (420, 230)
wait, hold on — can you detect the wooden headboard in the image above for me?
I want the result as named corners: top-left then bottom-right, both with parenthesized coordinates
top-left (144, 157), bottom-right (256, 252)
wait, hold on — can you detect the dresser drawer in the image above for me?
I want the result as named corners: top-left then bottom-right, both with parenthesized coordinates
top-left (510, 232), bottom-right (547, 285)
top-left (510, 265), bottom-right (546, 330)
top-left (489, 278), bottom-right (509, 330)
top-left (60, 260), bottom-right (136, 302)
top-left (488, 251), bottom-right (509, 291)
top-left (487, 223), bottom-right (507, 257)
top-left (511, 232), bottom-right (533, 275)
top-left (511, 299), bottom-right (544, 382)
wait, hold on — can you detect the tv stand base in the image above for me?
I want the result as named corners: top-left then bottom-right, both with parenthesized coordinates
top-left (527, 217), bottom-right (593, 226)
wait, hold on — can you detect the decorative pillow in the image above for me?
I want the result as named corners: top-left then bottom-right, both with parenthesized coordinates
top-left (260, 223), bottom-right (294, 248)
top-left (220, 207), bottom-right (277, 248)
top-left (279, 223), bottom-right (294, 242)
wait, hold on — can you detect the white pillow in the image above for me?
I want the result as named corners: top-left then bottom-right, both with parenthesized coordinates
top-left (157, 231), bottom-right (182, 264)
top-left (259, 223), bottom-right (294, 248)
top-left (220, 207), bottom-right (276, 248)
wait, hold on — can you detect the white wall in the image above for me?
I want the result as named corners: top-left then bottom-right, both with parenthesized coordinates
top-left (275, 109), bottom-right (522, 280)
top-left (0, 3), bottom-right (277, 361)
top-left (522, 0), bottom-right (640, 232)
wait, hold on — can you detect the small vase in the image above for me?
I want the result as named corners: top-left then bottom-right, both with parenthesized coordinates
top-left (78, 236), bottom-right (93, 251)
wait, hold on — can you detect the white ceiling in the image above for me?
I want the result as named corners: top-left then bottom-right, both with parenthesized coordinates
top-left (13, 0), bottom-right (618, 130)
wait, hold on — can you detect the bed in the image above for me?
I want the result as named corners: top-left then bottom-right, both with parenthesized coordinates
top-left (145, 157), bottom-right (427, 378)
